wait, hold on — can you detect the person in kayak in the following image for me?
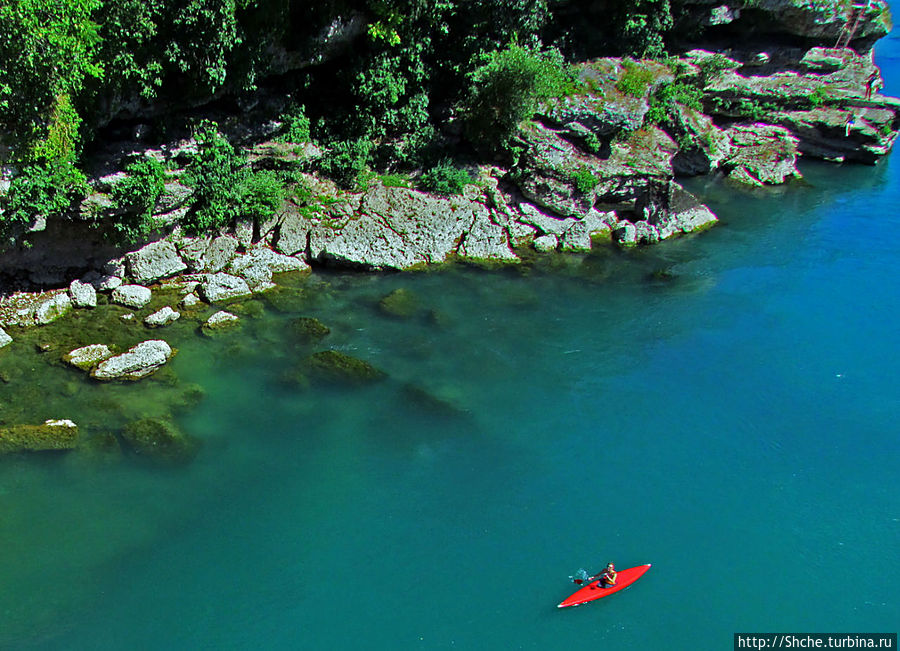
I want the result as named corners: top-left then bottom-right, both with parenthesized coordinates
top-left (590, 563), bottom-right (617, 588)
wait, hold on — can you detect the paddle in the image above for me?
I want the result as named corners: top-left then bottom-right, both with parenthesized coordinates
top-left (570, 568), bottom-right (595, 585)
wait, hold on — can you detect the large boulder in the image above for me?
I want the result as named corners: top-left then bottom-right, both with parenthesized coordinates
top-left (126, 240), bottom-right (188, 284)
top-left (668, 104), bottom-right (733, 176)
top-left (112, 284), bottom-right (153, 309)
top-left (199, 273), bottom-right (253, 302)
top-left (121, 418), bottom-right (199, 466)
top-left (180, 234), bottom-right (240, 273)
top-left (68, 279), bottom-right (97, 308)
top-left (515, 122), bottom-right (676, 219)
top-left (725, 124), bottom-right (801, 186)
top-left (560, 210), bottom-right (616, 251)
top-left (636, 180), bottom-right (718, 241)
top-left (91, 340), bottom-right (174, 381)
top-left (308, 184), bottom-right (516, 269)
top-left (34, 292), bottom-right (72, 325)
top-left (0, 419), bottom-right (79, 454)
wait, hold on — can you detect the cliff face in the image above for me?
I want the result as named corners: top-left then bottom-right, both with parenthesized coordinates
top-left (0, 0), bottom-right (898, 290)
top-left (676, 0), bottom-right (891, 50)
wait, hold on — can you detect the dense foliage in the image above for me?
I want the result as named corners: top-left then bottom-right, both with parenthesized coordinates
top-left (0, 0), bottom-right (701, 242)
top-left (183, 121), bottom-right (285, 234)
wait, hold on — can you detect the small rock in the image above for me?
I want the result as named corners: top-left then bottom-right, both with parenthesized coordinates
top-left (0, 328), bottom-right (11, 349)
top-left (378, 288), bottom-right (420, 318)
top-left (181, 293), bottom-right (201, 309)
top-left (303, 350), bottom-right (386, 386)
top-left (83, 270), bottom-right (123, 292)
top-left (144, 306), bottom-right (181, 328)
top-left (68, 279), bottom-right (97, 308)
top-left (203, 311), bottom-right (240, 331)
top-left (533, 234), bottom-right (559, 252)
top-left (289, 317), bottom-right (331, 343)
top-left (112, 284), bottom-right (153, 309)
top-left (63, 344), bottom-right (114, 370)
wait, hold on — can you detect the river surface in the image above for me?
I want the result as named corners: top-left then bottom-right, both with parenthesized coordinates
top-left (2, 36), bottom-right (900, 651)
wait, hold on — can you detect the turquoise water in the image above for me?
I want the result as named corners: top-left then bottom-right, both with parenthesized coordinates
top-left (3, 45), bottom-right (900, 651)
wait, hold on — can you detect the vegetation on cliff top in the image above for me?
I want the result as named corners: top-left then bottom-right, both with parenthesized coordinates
top-left (0, 0), bottom-right (878, 245)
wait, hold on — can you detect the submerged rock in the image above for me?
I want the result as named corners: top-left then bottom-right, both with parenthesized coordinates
top-left (0, 419), bottom-right (79, 454)
top-left (304, 350), bottom-right (386, 385)
top-left (378, 288), bottom-right (420, 318)
top-left (121, 417), bottom-right (199, 466)
top-left (91, 340), bottom-right (174, 381)
top-left (289, 317), bottom-right (331, 343)
top-left (63, 344), bottom-right (115, 370)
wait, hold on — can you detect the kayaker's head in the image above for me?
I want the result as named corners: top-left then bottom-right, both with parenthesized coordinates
top-left (606, 562), bottom-right (615, 570)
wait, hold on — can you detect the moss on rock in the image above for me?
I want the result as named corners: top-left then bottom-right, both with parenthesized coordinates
top-left (0, 419), bottom-right (79, 454)
top-left (289, 317), bottom-right (331, 343)
top-left (304, 350), bottom-right (386, 385)
top-left (378, 288), bottom-right (420, 318)
top-left (121, 417), bottom-right (199, 466)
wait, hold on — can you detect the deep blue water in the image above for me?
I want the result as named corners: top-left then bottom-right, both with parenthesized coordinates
top-left (2, 34), bottom-right (900, 651)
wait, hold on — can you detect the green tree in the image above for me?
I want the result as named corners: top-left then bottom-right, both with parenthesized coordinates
top-left (0, 0), bottom-right (103, 157)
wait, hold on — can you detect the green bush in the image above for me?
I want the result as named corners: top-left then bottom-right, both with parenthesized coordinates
top-left (318, 139), bottom-right (374, 190)
top-left (1, 161), bottom-right (86, 243)
top-left (377, 173), bottom-right (412, 188)
top-left (182, 121), bottom-right (285, 234)
top-left (808, 86), bottom-right (832, 108)
top-left (182, 122), bottom-right (245, 233)
top-left (645, 81), bottom-right (704, 125)
top-left (419, 160), bottom-right (473, 196)
top-left (462, 43), bottom-right (574, 152)
top-left (616, 59), bottom-right (655, 97)
top-left (109, 156), bottom-right (166, 242)
top-left (571, 167), bottom-right (600, 194)
top-left (278, 104), bottom-right (311, 144)
top-left (238, 169), bottom-right (285, 222)
top-left (697, 54), bottom-right (735, 84)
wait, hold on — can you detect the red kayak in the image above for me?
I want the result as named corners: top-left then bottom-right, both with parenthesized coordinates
top-left (557, 564), bottom-right (652, 608)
